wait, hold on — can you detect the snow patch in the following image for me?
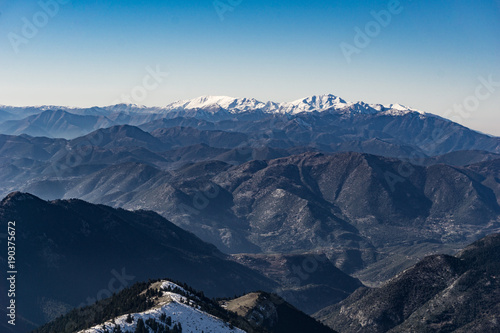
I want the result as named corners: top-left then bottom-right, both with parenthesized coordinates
top-left (78, 280), bottom-right (245, 333)
top-left (157, 94), bottom-right (428, 118)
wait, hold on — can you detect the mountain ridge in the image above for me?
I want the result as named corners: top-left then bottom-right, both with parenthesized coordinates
top-left (33, 279), bottom-right (337, 333)
top-left (1, 94), bottom-right (430, 118)
top-left (313, 233), bottom-right (500, 333)
top-left (0, 192), bottom-right (277, 332)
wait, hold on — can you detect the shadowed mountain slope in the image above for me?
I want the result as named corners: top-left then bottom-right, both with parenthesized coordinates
top-left (0, 192), bottom-right (276, 332)
top-left (314, 233), bottom-right (500, 333)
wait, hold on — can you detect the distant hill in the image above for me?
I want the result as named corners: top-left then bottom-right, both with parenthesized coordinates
top-left (51, 152), bottom-right (500, 257)
top-left (314, 233), bottom-right (500, 333)
top-left (0, 192), bottom-right (276, 332)
top-left (1, 95), bottom-right (499, 332)
top-left (0, 110), bottom-right (114, 139)
top-left (419, 150), bottom-right (500, 166)
top-left (4, 147), bottom-right (499, 289)
top-left (1, 95), bottom-right (499, 157)
top-left (232, 253), bottom-right (363, 314)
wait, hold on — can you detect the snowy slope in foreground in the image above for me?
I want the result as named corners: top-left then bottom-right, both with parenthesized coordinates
top-left (78, 281), bottom-right (245, 333)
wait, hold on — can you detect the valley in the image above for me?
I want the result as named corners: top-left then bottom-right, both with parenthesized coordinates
top-left (1, 95), bottom-right (499, 332)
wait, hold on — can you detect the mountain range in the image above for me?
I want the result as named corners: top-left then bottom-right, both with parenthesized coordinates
top-left (1, 96), bottom-right (499, 286)
top-left (0, 94), bottom-right (472, 141)
top-left (0, 94), bottom-right (425, 120)
top-left (314, 232), bottom-right (500, 333)
top-left (1, 94), bottom-right (499, 332)
top-left (0, 192), bottom-right (358, 332)
top-left (28, 232), bottom-right (500, 333)
top-left (4, 147), bottom-right (498, 282)
top-left (0, 193), bottom-right (274, 332)
top-left (2, 95), bottom-right (499, 159)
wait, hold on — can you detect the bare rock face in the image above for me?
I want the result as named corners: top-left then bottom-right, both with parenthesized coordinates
top-left (225, 292), bottom-right (279, 327)
top-left (224, 292), bottom-right (337, 333)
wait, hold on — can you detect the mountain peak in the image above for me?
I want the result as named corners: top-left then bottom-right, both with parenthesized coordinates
top-left (1, 191), bottom-right (40, 204)
top-left (283, 94), bottom-right (349, 114)
top-left (166, 95), bottom-right (270, 113)
top-left (291, 94), bottom-right (346, 104)
top-left (157, 94), bottom-right (424, 117)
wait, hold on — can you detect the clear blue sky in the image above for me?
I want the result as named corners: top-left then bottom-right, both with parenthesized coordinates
top-left (0, 0), bottom-right (499, 135)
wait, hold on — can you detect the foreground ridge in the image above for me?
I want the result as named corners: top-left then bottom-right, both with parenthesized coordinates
top-left (34, 279), bottom-right (337, 333)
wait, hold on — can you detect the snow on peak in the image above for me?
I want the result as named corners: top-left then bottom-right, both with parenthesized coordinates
top-left (78, 280), bottom-right (245, 333)
top-left (387, 103), bottom-right (408, 111)
top-left (97, 93), bottom-right (427, 118)
top-left (160, 281), bottom-right (190, 295)
top-left (2, 94), bottom-right (426, 119)
top-left (166, 95), bottom-right (272, 113)
top-left (283, 94), bottom-right (349, 114)
top-left (277, 94), bottom-right (426, 116)
top-left (370, 103), bottom-right (425, 115)
top-left (163, 94), bottom-right (423, 116)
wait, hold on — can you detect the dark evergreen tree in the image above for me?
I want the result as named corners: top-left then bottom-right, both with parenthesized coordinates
top-left (171, 322), bottom-right (182, 333)
top-left (135, 318), bottom-right (148, 333)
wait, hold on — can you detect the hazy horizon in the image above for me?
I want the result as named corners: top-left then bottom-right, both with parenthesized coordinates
top-left (1, 0), bottom-right (499, 135)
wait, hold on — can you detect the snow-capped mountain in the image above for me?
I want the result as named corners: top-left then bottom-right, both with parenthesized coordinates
top-left (78, 280), bottom-right (245, 333)
top-left (165, 96), bottom-right (280, 113)
top-left (159, 94), bottom-right (424, 116)
top-left (0, 94), bottom-right (428, 122)
top-left (0, 94), bottom-right (449, 139)
top-left (282, 95), bottom-right (351, 114)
